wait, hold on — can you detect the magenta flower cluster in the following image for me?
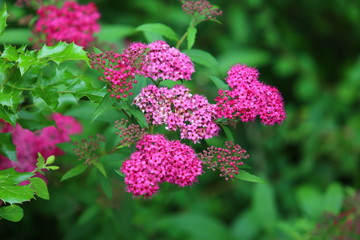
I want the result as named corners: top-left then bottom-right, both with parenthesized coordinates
top-left (180, 0), bottom-right (223, 21)
top-left (134, 84), bottom-right (220, 143)
top-left (33, 1), bottom-right (100, 47)
top-left (121, 134), bottom-right (202, 197)
top-left (215, 64), bottom-right (286, 125)
top-left (0, 114), bottom-right (82, 180)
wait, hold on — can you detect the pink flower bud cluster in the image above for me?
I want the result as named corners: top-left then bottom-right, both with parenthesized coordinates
top-left (140, 41), bottom-right (195, 81)
top-left (198, 141), bottom-right (249, 180)
top-left (134, 84), bottom-right (220, 143)
top-left (180, 0), bottom-right (223, 21)
top-left (73, 134), bottom-right (105, 165)
top-left (33, 1), bottom-right (100, 48)
top-left (0, 114), bottom-right (82, 178)
top-left (121, 134), bottom-right (202, 197)
top-left (215, 64), bottom-right (286, 125)
top-left (115, 119), bottom-right (146, 147)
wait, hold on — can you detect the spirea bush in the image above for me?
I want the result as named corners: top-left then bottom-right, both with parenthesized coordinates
top-left (0, 0), bottom-right (286, 222)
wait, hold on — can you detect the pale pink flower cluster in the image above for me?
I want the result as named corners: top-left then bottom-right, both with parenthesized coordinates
top-left (134, 84), bottom-right (220, 143)
top-left (129, 41), bottom-right (195, 81)
top-left (121, 134), bottom-right (202, 197)
top-left (0, 114), bottom-right (82, 179)
top-left (33, 1), bottom-right (100, 47)
top-left (215, 64), bottom-right (286, 125)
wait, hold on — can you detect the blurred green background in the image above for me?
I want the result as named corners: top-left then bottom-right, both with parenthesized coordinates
top-left (1, 0), bottom-right (360, 239)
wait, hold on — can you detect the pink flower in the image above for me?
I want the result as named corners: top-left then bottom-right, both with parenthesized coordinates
top-left (215, 64), bottom-right (286, 125)
top-left (52, 113), bottom-right (82, 135)
top-left (134, 84), bottom-right (220, 143)
top-left (33, 1), bottom-right (100, 47)
top-left (180, 0), bottom-right (223, 21)
top-left (121, 134), bottom-right (202, 197)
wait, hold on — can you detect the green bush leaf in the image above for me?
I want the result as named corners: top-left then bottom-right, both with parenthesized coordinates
top-left (1, 45), bottom-right (18, 61)
top-left (30, 177), bottom-right (49, 200)
top-left (0, 168), bottom-right (33, 185)
top-left (93, 162), bottom-right (107, 178)
top-left (221, 125), bottom-right (235, 142)
top-left (324, 183), bottom-right (343, 215)
top-left (0, 108), bottom-right (17, 126)
top-left (0, 133), bottom-right (17, 162)
top-left (61, 164), bottom-right (88, 182)
top-left (0, 205), bottom-right (23, 222)
top-left (235, 170), bottom-right (265, 183)
top-left (33, 87), bottom-right (59, 110)
top-left (128, 107), bottom-right (149, 128)
top-left (0, 88), bottom-right (23, 111)
top-left (187, 26), bottom-right (197, 50)
top-left (17, 50), bottom-right (38, 75)
top-left (253, 183), bottom-right (278, 230)
top-left (91, 93), bottom-right (115, 123)
top-left (183, 49), bottom-right (219, 71)
top-left (37, 42), bottom-right (90, 65)
top-left (0, 4), bottom-right (9, 36)
top-left (136, 23), bottom-right (178, 41)
top-left (96, 25), bottom-right (135, 42)
top-left (296, 185), bottom-right (323, 218)
top-left (0, 185), bottom-right (34, 204)
top-left (208, 75), bottom-right (229, 90)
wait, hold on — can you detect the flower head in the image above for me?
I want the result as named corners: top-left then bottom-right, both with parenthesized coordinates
top-left (180, 0), bottom-right (223, 21)
top-left (33, 1), bottom-right (100, 48)
top-left (134, 84), bottom-right (219, 143)
top-left (215, 64), bottom-right (286, 125)
top-left (121, 134), bottom-right (202, 197)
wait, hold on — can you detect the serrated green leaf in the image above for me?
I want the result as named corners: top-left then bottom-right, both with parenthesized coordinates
top-left (136, 23), bottom-right (178, 41)
top-left (0, 168), bottom-right (33, 185)
top-left (0, 205), bottom-right (23, 222)
top-left (0, 185), bottom-right (34, 204)
top-left (0, 88), bottom-right (23, 111)
top-left (37, 42), bottom-right (90, 65)
top-left (33, 87), bottom-right (59, 110)
top-left (0, 133), bottom-right (17, 162)
top-left (36, 153), bottom-right (45, 170)
top-left (61, 164), bottom-right (88, 182)
top-left (234, 170), bottom-right (264, 183)
top-left (1, 45), bottom-right (18, 61)
top-left (0, 4), bottom-right (9, 36)
top-left (208, 75), bottom-right (229, 90)
top-left (221, 125), bottom-right (235, 142)
top-left (91, 93), bottom-right (115, 123)
top-left (93, 162), bottom-right (107, 178)
top-left (0, 107), bottom-right (17, 126)
top-left (183, 49), bottom-right (219, 71)
top-left (17, 50), bottom-right (38, 75)
top-left (30, 177), bottom-right (49, 200)
top-left (187, 27), bottom-right (197, 50)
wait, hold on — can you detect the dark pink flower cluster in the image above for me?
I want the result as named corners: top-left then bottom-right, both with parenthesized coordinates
top-left (140, 41), bottom-right (195, 81)
top-left (215, 64), bottom-right (286, 125)
top-left (180, 0), bottom-right (223, 21)
top-left (134, 84), bottom-right (220, 143)
top-left (121, 134), bottom-right (202, 197)
top-left (33, 1), bottom-right (100, 47)
top-left (198, 141), bottom-right (249, 180)
top-left (0, 114), bottom-right (82, 178)
top-left (73, 134), bottom-right (105, 165)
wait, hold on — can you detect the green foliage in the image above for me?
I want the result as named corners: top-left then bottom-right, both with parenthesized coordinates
top-left (0, 4), bottom-right (9, 36)
top-left (136, 23), bottom-right (179, 41)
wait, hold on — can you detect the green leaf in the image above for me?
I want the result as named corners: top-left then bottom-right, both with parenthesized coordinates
top-left (253, 183), bottom-right (278, 230)
top-left (47, 166), bottom-right (59, 170)
top-left (61, 164), bottom-right (88, 182)
top-left (143, 31), bottom-right (165, 43)
top-left (128, 107), bottom-right (149, 128)
top-left (96, 25), bottom-right (135, 42)
top-left (99, 173), bottom-right (112, 199)
top-left (0, 107), bottom-right (17, 126)
top-left (17, 50), bottom-right (38, 75)
top-left (37, 42), bottom-right (90, 65)
top-left (296, 185), bottom-right (323, 218)
top-left (0, 88), bottom-right (23, 111)
top-left (113, 169), bottom-right (125, 178)
top-left (136, 23), bottom-right (178, 41)
top-left (46, 155), bottom-right (55, 165)
top-left (234, 170), bottom-right (264, 183)
top-left (1, 45), bottom-right (19, 61)
top-left (0, 205), bottom-right (23, 222)
top-left (208, 75), bottom-right (229, 90)
top-left (30, 177), bottom-right (49, 200)
top-left (0, 4), bottom-right (9, 36)
top-left (0, 168), bottom-right (33, 185)
top-left (183, 49), bottom-right (219, 71)
top-left (36, 153), bottom-right (46, 170)
top-left (33, 86), bottom-right (59, 110)
top-left (0, 133), bottom-right (17, 162)
top-left (324, 183), bottom-right (343, 215)
top-left (0, 29), bottom-right (30, 44)
top-left (221, 125), bottom-right (235, 142)
top-left (93, 162), bottom-right (107, 178)
top-left (91, 93), bottom-right (115, 123)
top-left (0, 185), bottom-right (34, 204)
top-left (187, 26), bottom-right (197, 50)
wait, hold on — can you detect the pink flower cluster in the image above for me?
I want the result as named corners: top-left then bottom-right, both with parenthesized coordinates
top-left (180, 0), bottom-right (223, 21)
top-left (198, 141), bottom-right (249, 180)
top-left (0, 114), bottom-right (82, 178)
top-left (121, 134), bottom-right (202, 197)
top-left (134, 84), bottom-right (220, 143)
top-left (215, 64), bottom-right (286, 125)
top-left (33, 1), bottom-right (100, 47)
